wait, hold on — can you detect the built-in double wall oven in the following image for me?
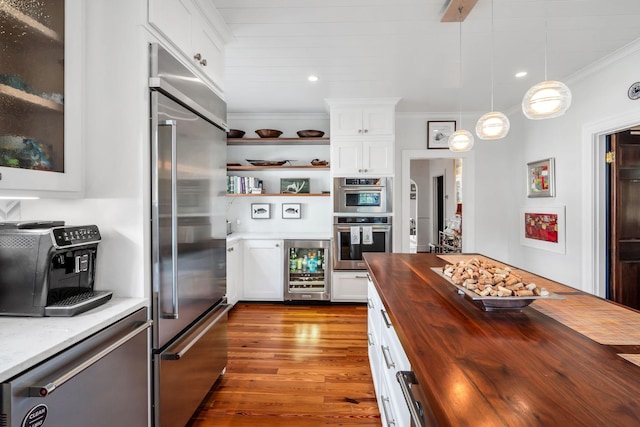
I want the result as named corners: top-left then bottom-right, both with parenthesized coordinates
top-left (333, 177), bottom-right (392, 270)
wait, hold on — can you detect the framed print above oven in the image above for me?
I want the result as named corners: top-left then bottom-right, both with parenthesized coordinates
top-left (527, 157), bottom-right (555, 198)
top-left (427, 121), bottom-right (456, 149)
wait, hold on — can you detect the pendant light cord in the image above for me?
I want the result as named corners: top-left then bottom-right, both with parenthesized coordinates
top-left (544, 1), bottom-right (548, 81)
top-left (490, 0), bottom-right (495, 111)
top-left (458, 7), bottom-right (463, 126)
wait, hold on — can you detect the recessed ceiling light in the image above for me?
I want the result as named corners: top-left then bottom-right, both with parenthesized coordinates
top-left (307, 75), bottom-right (319, 82)
top-left (515, 71), bottom-right (528, 78)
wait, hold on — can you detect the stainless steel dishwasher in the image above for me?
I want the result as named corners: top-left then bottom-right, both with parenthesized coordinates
top-left (0, 307), bottom-right (150, 427)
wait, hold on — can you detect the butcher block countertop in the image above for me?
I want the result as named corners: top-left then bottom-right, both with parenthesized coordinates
top-left (364, 252), bottom-right (640, 427)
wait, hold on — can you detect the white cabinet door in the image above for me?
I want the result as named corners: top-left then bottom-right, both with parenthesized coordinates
top-left (226, 240), bottom-right (241, 305)
top-left (191, 12), bottom-right (224, 90)
top-left (332, 271), bottom-right (368, 302)
top-left (148, 0), bottom-right (193, 54)
top-left (330, 105), bottom-right (395, 137)
top-left (330, 140), bottom-right (362, 176)
top-left (362, 140), bottom-right (394, 175)
top-left (242, 239), bottom-right (284, 301)
top-left (331, 140), bottom-right (393, 177)
top-left (362, 105), bottom-right (395, 136)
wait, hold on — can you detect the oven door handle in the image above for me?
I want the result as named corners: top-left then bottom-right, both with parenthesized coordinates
top-left (29, 321), bottom-right (152, 397)
top-left (334, 226), bottom-right (391, 232)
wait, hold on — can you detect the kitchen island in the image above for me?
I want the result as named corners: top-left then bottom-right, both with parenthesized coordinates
top-left (364, 252), bottom-right (640, 427)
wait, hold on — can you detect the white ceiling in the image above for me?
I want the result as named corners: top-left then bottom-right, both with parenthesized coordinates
top-left (212, 0), bottom-right (640, 114)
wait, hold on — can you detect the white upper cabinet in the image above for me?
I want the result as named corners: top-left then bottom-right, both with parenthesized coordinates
top-left (330, 140), bottom-right (394, 176)
top-left (148, 0), bottom-right (230, 92)
top-left (328, 101), bottom-right (398, 137)
top-left (327, 98), bottom-right (399, 177)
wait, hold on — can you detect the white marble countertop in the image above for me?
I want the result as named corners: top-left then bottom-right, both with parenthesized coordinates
top-left (0, 297), bottom-right (147, 382)
top-left (227, 232), bottom-right (332, 243)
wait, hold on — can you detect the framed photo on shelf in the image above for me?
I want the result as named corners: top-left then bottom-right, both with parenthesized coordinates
top-left (282, 203), bottom-right (301, 219)
top-left (527, 158), bottom-right (555, 198)
top-left (520, 206), bottom-right (565, 253)
top-left (427, 120), bottom-right (456, 149)
top-left (251, 203), bottom-right (270, 219)
top-left (280, 178), bottom-right (310, 194)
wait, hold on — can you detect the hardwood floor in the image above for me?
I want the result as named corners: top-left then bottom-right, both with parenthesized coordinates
top-left (187, 303), bottom-right (381, 426)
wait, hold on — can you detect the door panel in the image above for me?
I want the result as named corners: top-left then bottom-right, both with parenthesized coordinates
top-left (609, 131), bottom-right (640, 310)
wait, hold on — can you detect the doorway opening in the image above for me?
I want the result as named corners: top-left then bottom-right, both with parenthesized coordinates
top-left (434, 175), bottom-right (445, 241)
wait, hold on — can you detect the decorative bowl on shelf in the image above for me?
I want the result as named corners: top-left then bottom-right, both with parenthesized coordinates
top-left (255, 129), bottom-right (283, 138)
top-left (246, 159), bottom-right (290, 166)
top-left (227, 129), bottom-right (245, 138)
top-left (310, 159), bottom-right (328, 166)
top-left (296, 130), bottom-right (325, 138)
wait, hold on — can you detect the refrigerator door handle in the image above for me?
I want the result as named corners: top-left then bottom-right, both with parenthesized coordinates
top-left (160, 119), bottom-right (179, 320)
top-left (28, 320), bottom-right (152, 397)
top-left (161, 304), bottom-right (232, 360)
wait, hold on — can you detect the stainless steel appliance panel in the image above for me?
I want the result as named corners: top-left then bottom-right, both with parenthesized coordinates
top-left (334, 177), bottom-right (392, 214)
top-left (333, 217), bottom-right (392, 270)
top-left (155, 303), bottom-right (231, 427)
top-left (151, 90), bottom-right (227, 350)
top-left (0, 308), bottom-right (150, 427)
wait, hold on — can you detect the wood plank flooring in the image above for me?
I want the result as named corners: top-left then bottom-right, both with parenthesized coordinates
top-left (187, 303), bottom-right (381, 426)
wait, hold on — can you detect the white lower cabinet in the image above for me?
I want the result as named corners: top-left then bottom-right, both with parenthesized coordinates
top-left (242, 239), bottom-right (284, 301)
top-left (332, 271), bottom-right (369, 302)
top-left (368, 279), bottom-right (411, 427)
top-left (226, 240), bottom-right (241, 305)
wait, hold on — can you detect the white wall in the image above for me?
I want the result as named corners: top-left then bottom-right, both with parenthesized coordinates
top-left (226, 113), bottom-right (332, 234)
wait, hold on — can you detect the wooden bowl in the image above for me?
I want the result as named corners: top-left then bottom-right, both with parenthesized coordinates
top-left (297, 130), bottom-right (325, 138)
top-left (227, 129), bottom-right (245, 138)
top-left (255, 129), bottom-right (283, 138)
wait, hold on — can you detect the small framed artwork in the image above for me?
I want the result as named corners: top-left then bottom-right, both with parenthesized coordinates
top-left (427, 120), bottom-right (456, 149)
top-left (520, 206), bottom-right (565, 253)
top-left (527, 158), bottom-right (555, 198)
top-left (282, 203), bottom-right (301, 219)
top-left (280, 178), bottom-right (310, 194)
top-left (251, 203), bottom-right (270, 219)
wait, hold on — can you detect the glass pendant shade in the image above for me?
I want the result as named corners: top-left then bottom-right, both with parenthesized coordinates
top-left (522, 80), bottom-right (572, 119)
top-left (448, 129), bottom-right (474, 152)
top-left (476, 111), bottom-right (510, 140)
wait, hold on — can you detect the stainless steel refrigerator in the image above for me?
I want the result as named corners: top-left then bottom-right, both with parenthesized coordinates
top-left (149, 43), bottom-right (230, 427)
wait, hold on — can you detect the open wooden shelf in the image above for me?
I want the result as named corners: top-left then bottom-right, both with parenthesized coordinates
top-left (227, 193), bottom-right (330, 197)
top-left (227, 165), bottom-right (329, 171)
top-left (227, 137), bottom-right (329, 146)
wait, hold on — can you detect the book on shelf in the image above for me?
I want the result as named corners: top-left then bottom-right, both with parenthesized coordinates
top-left (227, 175), bottom-right (264, 194)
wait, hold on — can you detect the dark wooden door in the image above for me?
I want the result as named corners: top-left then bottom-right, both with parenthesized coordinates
top-left (609, 131), bottom-right (640, 310)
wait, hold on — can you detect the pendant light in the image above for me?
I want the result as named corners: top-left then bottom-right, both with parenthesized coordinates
top-left (522, 3), bottom-right (572, 119)
top-left (476, 0), bottom-right (510, 140)
top-left (448, 7), bottom-right (474, 152)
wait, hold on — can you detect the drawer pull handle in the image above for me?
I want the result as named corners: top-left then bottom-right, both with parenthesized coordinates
top-left (367, 298), bottom-right (373, 309)
top-left (367, 332), bottom-right (374, 346)
top-left (381, 345), bottom-right (396, 369)
top-left (381, 309), bottom-right (393, 328)
top-left (381, 395), bottom-right (397, 425)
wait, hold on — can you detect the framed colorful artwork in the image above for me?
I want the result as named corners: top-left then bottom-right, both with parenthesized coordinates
top-left (527, 158), bottom-right (555, 197)
top-left (520, 206), bottom-right (565, 253)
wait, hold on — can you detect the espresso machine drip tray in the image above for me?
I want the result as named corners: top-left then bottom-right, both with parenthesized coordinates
top-left (44, 288), bottom-right (113, 317)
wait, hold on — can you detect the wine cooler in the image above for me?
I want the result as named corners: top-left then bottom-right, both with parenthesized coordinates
top-left (284, 239), bottom-right (331, 301)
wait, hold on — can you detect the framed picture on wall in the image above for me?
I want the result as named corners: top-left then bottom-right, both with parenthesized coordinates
top-left (520, 206), bottom-right (565, 253)
top-left (282, 203), bottom-right (301, 219)
top-left (427, 120), bottom-right (456, 149)
top-left (527, 158), bottom-right (556, 197)
top-left (251, 203), bottom-right (270, 219)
